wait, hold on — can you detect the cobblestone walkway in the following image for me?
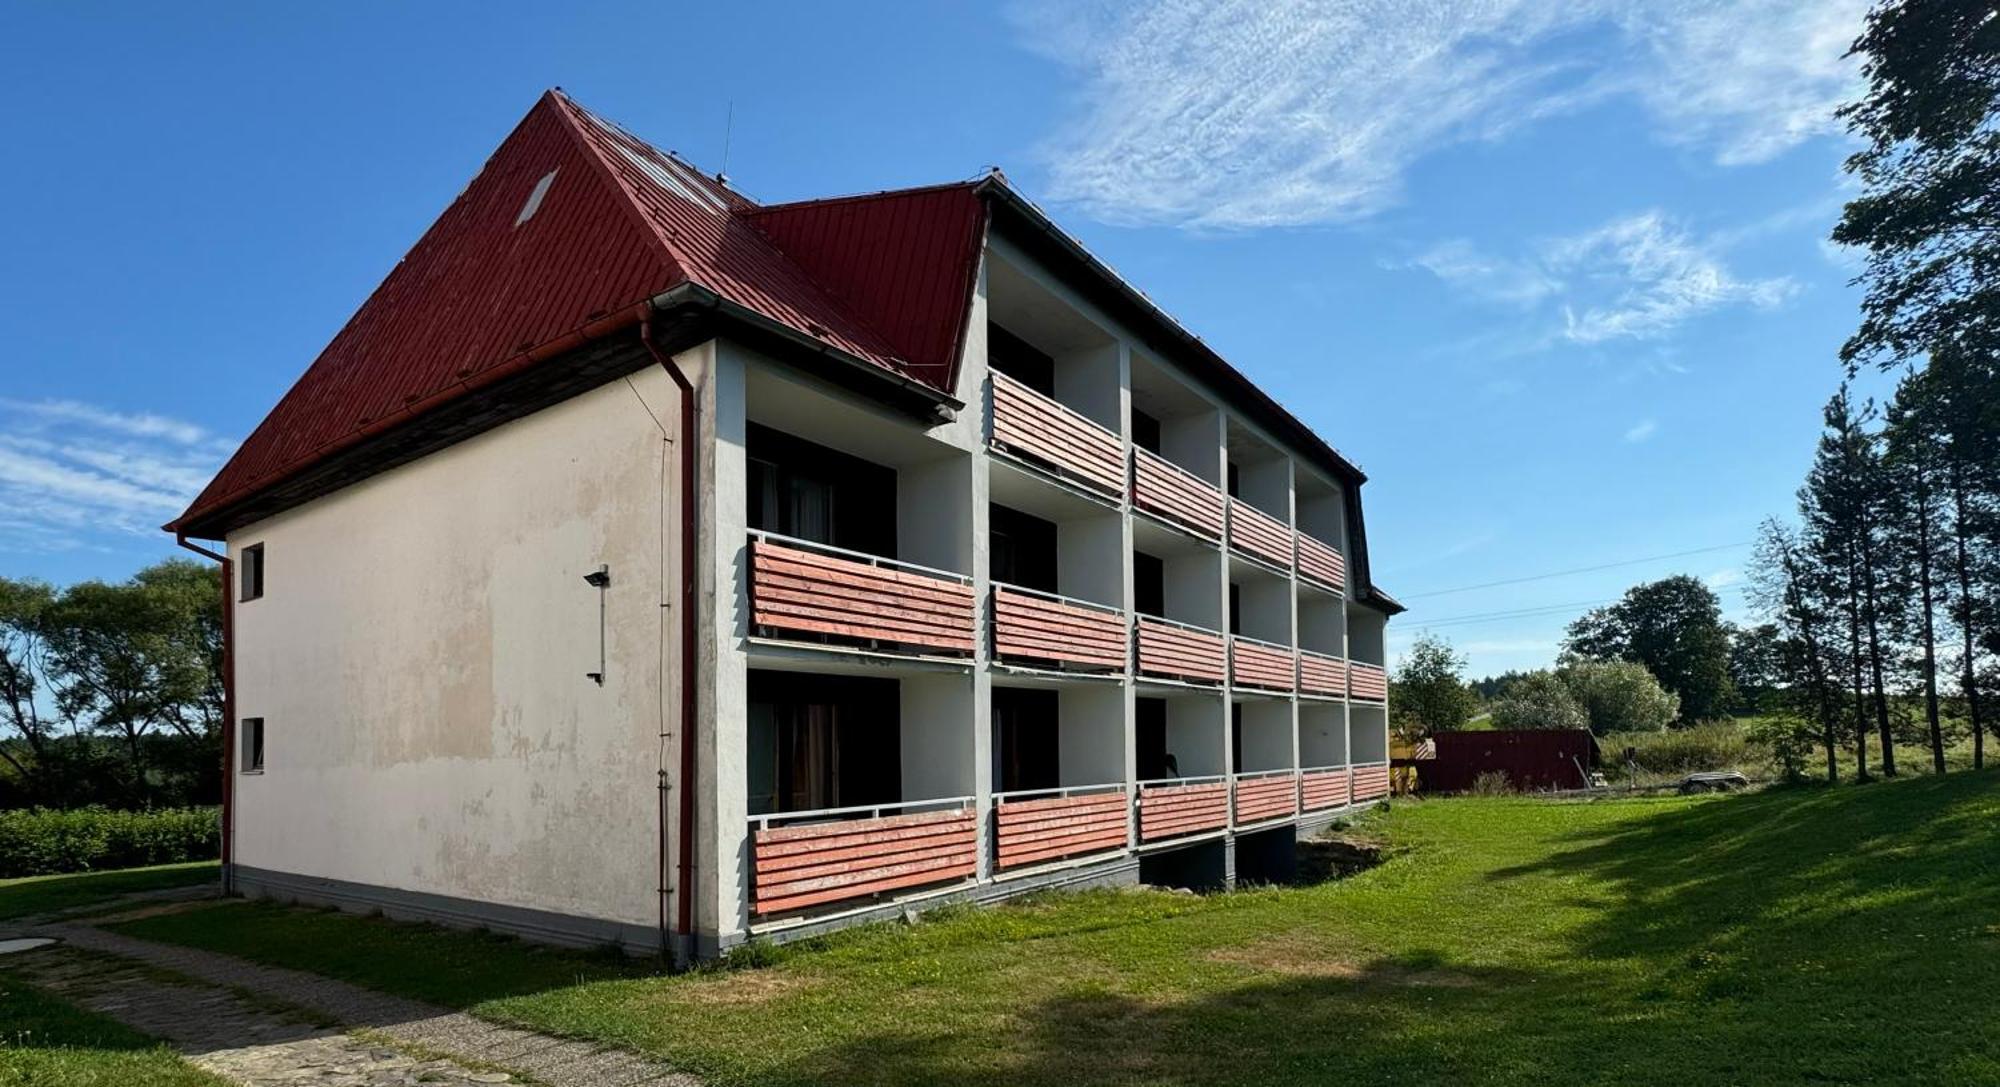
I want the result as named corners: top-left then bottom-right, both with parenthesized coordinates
top-left (4, 921), bottom-right (700, 1087)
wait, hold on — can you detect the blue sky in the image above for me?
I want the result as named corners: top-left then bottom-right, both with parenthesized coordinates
top-left (0, 1), bottom-right (1894, 676)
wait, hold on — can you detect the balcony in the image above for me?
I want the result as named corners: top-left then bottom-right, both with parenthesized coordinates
top-left (991, 585), bottom-right (1126, 673)
top-left (1233, 769), bottom-right (1298, 826)
top-left (1230, 635), bottom-right (1296, 693)
top-left (990, 371), bottom-right (1124, 498)
top-left (992, 784), bottom-right (1129, 870)
top-left (1296, 531), bottom-right (1346, 593)
top-left (748, 532), bottom-right (976, 658)
top-left (1136, 776), bottom-right (1229, 843)
top-left (1131, 447), bottom-right (1224, 541)
top-left (1352, 762), bottom-right (1391, 802)
top-left (1135, 615), bottom-right (1227, 686)
top-left (1300, 766), bottom-right (1351, 812)
top-left (748, 798), bottom-right (978, 918)
top-left (1298, 649), bottom-right (1347, 698)
top-left (1227, 498), bottom-right (1293, 572)
top-left (1348, 662), bottom-right (1388, 703)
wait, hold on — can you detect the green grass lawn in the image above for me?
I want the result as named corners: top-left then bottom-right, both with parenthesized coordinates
top-left (114, 773), bottom-right (2000, 1087)
top-left (0, 862), bottom-right (217, 922)
top-left (0, 975), bottom-right (222, 1085)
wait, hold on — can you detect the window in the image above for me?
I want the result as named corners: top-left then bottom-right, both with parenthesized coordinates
top-left (1131, 409), bottom-right (1162, 455)
top-left (744, 424), bottom-right (895, 555)
top-left (1136, 698), bottom-right (1171, 779)
top-left (241, 718), bottom-right (265, 773)
top-left (988, 323), bottom-right (1055, 396)
top-left (745, 672), bottom-right (899, 816)
top-left (240, 544), bottom-right (265, 601)
top-left (988, 504), bottom-right (1058, 593)
top-left (1133, 551), bottom-right (1164, 618)
top-left (992, 687), bottom-right (1060, 793)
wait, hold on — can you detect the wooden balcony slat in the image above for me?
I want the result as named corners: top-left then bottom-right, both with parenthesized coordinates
top-left (750, 538), bottom-right (975, 655)
top-left (752, 808), bottom-right (978, 916)
top-left (752, 542), bottom-right (972, 602)
top-left (1227, 498), bottom-right (1294, 570)
top-left (993, 588), bottom-right (1128, 669)
top-left (1137, 781), bottom-right (1229, 841)
top-left (995, 790), bottom-right (1129, 869)
top-left (1348, 663), bottom-right (1388, 702)
top-left (992, 374), bottom-right (1125, 494)
top-left (1352, 765), bottom-right (1391, 801)
top-left (1231, 641), bottom-right (1297, 692)
top-left (1136, 618), bottom-right (1226, 683)
top-left (1132, 449), bottom-right (1225, 539)
top-left (1297, 532), bottom-right (1346, 591)
top-left (1298, 651), bottom-right (1347, 696)
top-left (1301, 769), bottom-right (1352, 811)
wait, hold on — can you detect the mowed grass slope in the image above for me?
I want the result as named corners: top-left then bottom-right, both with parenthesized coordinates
top-left (116, 774), bottom-right (2000, 1087)
top-left (0, 861), bottom-right (216, 922)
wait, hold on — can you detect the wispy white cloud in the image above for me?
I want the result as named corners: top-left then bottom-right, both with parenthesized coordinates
top-left (1015, 0), bottom-right (1866, 229)
top-left (1399, 210), bottom-right (1798, 346)
top-left (0, 400), bottom-right (229, 552)
top-left (1624, 419), bottom-right (1658, 443)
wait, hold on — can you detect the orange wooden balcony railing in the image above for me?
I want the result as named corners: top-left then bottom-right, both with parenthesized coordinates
top-left (993, 784), bottom-right (1129, 870)
top-left (1351, 762), bottom-right (1391, 802)
top-left (992, 585), bottom-right (1127, 673)
top-left (1226, 498), bottom-right (1293, 571)
top-left (1136, 777), bottom-right (1229, 843)
top-left (1348, 662), bottom-right (1388, 702)
top-left (748, 533), bottom-right (976, 657)
top-left (748, 798), bottom-right (977, 917)
top-left (990, 371), bottom-right (1124, 496)
top-left (1300, 766), bottom-right (1352, 811)
top-left (1296, 531), bottom-right (1346, 593)
top-left (1230, 635), bottom-right (1297, 693)
top-left (1233, 770), bottom-right (1298, 825)
top-left (1298, 649), bottom-right (1347, 697)
top-left (1135, 615), bottom-right (1227, 686)
top-left (1131, 447), bottom-right (1224, 540)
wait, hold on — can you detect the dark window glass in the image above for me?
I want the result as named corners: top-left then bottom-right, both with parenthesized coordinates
top-left (241, 718), bottom-right (265, 773)
top-left (1228, 583), bottom-right (1242, 635)
top-left (992, 687), bottom-right (1060, 793)
top-left (240, 544), bottom-right (265, 601)
top-left (744, 424), bottom-right (895, 556)
top-left (988, 324), bottom-right (1055, 396)
top-left (989, 504), bottom-right (1059, 593)
top-left (1231, 704), bottom-right (1244, 771)
top-left (745, 671), bottom-right (899, 816)
top-left (1137, 698), bottom-right (1170, 779)
top-left (1134, 551), bottom-right (1164, 618)
top-left (1131, 409), bottom-right (1162, 455)
top-left (1226, 461), bottom-right (1241, 497)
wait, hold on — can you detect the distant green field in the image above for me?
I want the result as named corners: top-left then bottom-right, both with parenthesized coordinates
top-left (114, 773), bottom-right (2000, 1086)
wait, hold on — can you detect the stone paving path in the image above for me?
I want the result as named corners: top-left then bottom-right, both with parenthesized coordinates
top-left (3, 919), bottom-right (700, 1087)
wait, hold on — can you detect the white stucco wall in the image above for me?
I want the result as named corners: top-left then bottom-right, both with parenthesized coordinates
top-left (228, 368), bottom-right (682, 934)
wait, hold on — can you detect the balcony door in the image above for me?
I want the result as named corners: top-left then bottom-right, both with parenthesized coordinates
top-left (992, 687), bottom-right (1059, 793)
top-left (746, 423), bottom-right (895, 556)
top-left (746, 671), bottom-right (900, 817)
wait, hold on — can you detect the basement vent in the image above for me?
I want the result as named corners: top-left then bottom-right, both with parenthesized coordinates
top-left (515, 168), bottom-right (559, 227)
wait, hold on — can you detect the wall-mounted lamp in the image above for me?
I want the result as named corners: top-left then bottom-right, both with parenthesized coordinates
top-left (585, 564), bottom-right (609, 684)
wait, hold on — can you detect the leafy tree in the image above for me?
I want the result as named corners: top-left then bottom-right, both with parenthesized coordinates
top-left (1835, 0), bottom-right (2000, 374)
top-left (1390, 634), bottom-right (1479, 738)
top-left (1727, 622), bottom-right (1788, 715)
top-left (1882, 368), bottom-right (1952, 773)
top-left (1557, 660), bottom-right (1678, 736)
top-left (1468, 670), bottom-right (1533, 700)
top-left (1749, 519), bottom-right (1846, 783)
top-left (1562, 575), bottom-right (1735, 723)
top-left (0, 578), bottom-right (58, 789)
top-left (1489, 671), bottom-right (1588, 732)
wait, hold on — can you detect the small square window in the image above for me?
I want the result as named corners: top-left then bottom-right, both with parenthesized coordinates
top-left (240, 544), bottom-right (265, 601)
top-left (241, 718), bottom-right (265, 773)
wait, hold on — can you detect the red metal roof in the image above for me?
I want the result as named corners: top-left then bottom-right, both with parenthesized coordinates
top-left (172, 90), bottom-right (987, 535)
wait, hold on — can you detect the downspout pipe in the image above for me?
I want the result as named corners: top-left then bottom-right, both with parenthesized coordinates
top-left (175, 533), bottom-right (234, 895)
top-left (638, 304), bottom-right (701, 965)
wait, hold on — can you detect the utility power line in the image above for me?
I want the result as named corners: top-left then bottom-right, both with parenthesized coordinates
top-left (1401, 541), bottom-right (1753, 600)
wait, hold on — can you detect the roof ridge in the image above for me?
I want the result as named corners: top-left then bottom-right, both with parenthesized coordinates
top-left (743, 177), bottom-right (985, 218)
top-left (543, 89), bottom-right (693, 288)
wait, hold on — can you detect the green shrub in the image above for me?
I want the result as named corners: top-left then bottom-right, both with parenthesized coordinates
top-left (1604, 721), bottom-right (1752, 776)
top-left (0, 807), bottom-right (220, 878)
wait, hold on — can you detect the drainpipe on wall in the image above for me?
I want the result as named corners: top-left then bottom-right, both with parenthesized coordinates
top-left (638, 305), bottom-right (701, 966)
top-left (175, 533), bottom-right (234, 896)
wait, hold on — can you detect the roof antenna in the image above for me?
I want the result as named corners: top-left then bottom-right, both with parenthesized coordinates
top-left (717, 100), bottom-right (734, 184)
